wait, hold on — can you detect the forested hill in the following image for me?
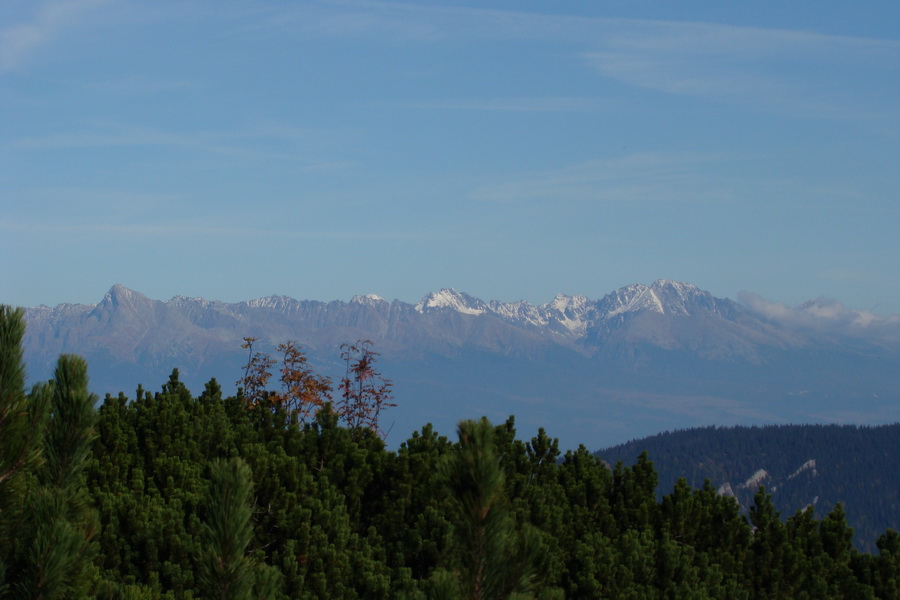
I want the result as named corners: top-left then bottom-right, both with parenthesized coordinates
top-left (596, 424), bottom-right (900, 552)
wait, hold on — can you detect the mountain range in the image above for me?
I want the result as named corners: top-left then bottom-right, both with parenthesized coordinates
top-left (19, 280), bottom-right (900, 450)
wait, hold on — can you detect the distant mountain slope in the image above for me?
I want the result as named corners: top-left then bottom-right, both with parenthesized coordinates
top-left (18, 281), bottom-right (900, 450)
top-left (596, 423), bottom-right (900, 552)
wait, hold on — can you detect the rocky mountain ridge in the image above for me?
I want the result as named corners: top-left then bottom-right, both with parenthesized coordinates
top-left (18, 281), bottom-right (900, 451)
top-left (22, 279), bottom-right (811, 357)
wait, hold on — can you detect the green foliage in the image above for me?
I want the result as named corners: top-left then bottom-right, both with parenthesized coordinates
top-left (435, 417), bottom-right (544, 599)
top-left (80, 383), bottom-right (900, 599)
top-left (0, 307), bottom-right (52, 593)
top-left (1, 307), bottom-right (99, 599)
top-left (872, 529), bottom-right (900, 598)
top-left (0, 306), bottom-right (49, 488)
top-left (198, 457), bottom-right (281, 600)
top-left (43, 355), bottom-right (98, 488)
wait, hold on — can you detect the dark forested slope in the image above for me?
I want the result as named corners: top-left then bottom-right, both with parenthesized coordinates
top-left (597, 424), bottom-right (900, 552)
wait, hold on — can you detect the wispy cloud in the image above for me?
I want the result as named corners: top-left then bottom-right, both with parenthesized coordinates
top-left (0, 218), bottom-right (433, 242)
top-left (240, 2), bottom-right (447, 43)
top-left (0, 219), bottom-right (243, 238)
top-left (740, 292), bottom-right (900, 343)
top-left (274, 3), bottom-right (900, 120)
top-left (9, 1), bottom-right (893, 122)
top-left (84, 76), bottom-right (202, 96)
top-left (0, 0), bottom-right (110, 72)
top-left (405, 96), bottom-right (617, 112)
top-left (581, 21), bottom-right (900, 119)
top-left (470, 153), bottom-right (734, 204)
top-left (9, 121), bottom-right (352, 169)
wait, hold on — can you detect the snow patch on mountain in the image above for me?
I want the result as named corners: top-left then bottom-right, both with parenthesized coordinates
top-left (242, 295), bottom-right (298, 311)
top-left (788, 459), bottom-right (817, 480)
top-left (170, 295), bottom-right (221, 309)
top-left (653, 280), bottom-right (701, 314)
top-left (542, 294), bottom-right (592, 335)
top-left (413, 289), bottom-right (597, 336)
top-left (416, 289), bottom-right (486, 315)
top-left (601, 280), bottom-right (709, 318)
top-left (488, 299), bottom-right (547, 327)
top-left (738, 469), bottom-right (770, 490)
top-left (351, 294), bottom-right (387, 306)
top-left (601, 283), bottom-right (661, 317)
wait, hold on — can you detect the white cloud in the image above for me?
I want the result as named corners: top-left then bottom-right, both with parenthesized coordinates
top-left (0, 0), bottom-right (111, 72)
top-left (739, 292), bottom-right (900, 343)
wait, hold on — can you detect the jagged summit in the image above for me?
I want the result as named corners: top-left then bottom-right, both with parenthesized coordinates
top-left (596, 280), bottom-right (732, 319)
top-left (546, 293), bottom-right (590, 313)
top-left (351, 294), bottom-right (387, 306)
top-left (242, 295), bottom-right (299, 310)
top-left (103, 283), bottom-right (138, 303)
top-left (100, 284), bottom-right (153, 311)
top-left (541, 294), bottom-right (594, 335)
top-left (415, 288), bottom-right (487, 315)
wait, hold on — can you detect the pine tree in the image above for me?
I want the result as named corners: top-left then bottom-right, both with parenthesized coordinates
top-left (13, 354), bottom-right (99, 599)
top-left (0, 306), bottom-right (50, 593)
top-left (198, 457), bottom-right (281, 600)
top-left (873, 529), bottom-right (900, 598)
top-left (0, 306), bottom-right (48, 487)
top-left (433, 417), bottom-right (544, 600)
top-left (748, 486), bottom-right (790, 599)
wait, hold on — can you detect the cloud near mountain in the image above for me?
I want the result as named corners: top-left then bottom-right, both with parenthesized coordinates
top-left (739, 292), bottom-right (900, 344)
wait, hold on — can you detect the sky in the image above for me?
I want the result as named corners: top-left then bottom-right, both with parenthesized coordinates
top-left (2, 0), bottom-right (899, 313)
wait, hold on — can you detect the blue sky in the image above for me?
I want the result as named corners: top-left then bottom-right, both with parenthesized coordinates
top-left (2, 0), bottom-right (899, 313)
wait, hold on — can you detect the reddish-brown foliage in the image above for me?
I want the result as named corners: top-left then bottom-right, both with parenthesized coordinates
top-left (336, 340), bottom-right (395, 437)
top-left (236, 337), bottom-right (332, 422)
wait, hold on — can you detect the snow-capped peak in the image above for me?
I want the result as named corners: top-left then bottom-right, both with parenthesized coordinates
top-left (351, 293), bottom-right (387, 305)
top-left (547, 293), bottom-right (589, 314)
top-left (243, 295), bottom-right (297, 310)
top-left (415, 289), bottom-right (486, 315)
top-left (540, 294), bottom-right (593, 335)
top-left (598, 280), bottom-right (719, 318)
top-left (601, 283), bottom-right (657, 317)
top-left (488, 299), bottom-right (547, 327)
